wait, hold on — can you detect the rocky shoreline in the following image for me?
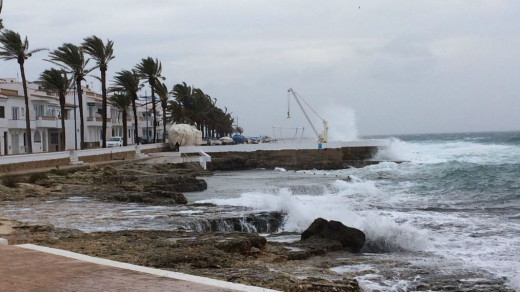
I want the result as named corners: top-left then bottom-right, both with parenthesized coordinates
top-left (0, 158), bottom-right (515, 292)
top-left (1, 159), bottom-right (363, 292)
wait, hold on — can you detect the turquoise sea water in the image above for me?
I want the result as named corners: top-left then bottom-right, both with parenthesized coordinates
top-left (200, 131), bottom-right (520, 290)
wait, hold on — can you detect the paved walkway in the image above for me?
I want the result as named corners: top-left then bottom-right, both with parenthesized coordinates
top-left (0, 244), bottom-right (275, 292)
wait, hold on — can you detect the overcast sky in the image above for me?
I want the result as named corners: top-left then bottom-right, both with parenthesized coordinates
top-left (1, 0), bottom-right (519, 138)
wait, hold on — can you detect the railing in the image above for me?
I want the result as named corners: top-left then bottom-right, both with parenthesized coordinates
top-left (38, 116), bottom-right (56, 121)
top-left (180, 151), bottom-right (211, 170)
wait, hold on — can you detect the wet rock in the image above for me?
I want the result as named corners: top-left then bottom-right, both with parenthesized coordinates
top-left (216, 235), bottom-right (267, 254)
top-left (143, 175), bottom-right (207, 192)
top-left (301, 218), bottom-right (365, 253)
top-left (102, 165), bottom-right (118, 174)
top-left (287, 250), bottom-right (312, 261)
top-left (305, 278), bottom-right (361, 292)
top-left (187, 212), bottom-right (285, 233)
top-left (295, 237), bottom-right (343, 254)
top-left (101, 191), bottom-right (188, 205)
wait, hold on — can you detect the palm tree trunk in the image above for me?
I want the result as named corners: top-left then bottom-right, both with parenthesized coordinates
top-left (76, 78), bottom-right (85, 149)
top-left (151, 85), bottom-right (157, 143)
top-left (60, 94), bottom-right (66, 151)
top-left (19, 62), bottom-right (32, 154)
top-left (132, 95), bottom-right (138, 144)
top-left (101, 69), bottom-right (107, 148)
top-left (122, 109), bottom-right (128, 146)
top-left (162, 101), bottom-right (167, 142)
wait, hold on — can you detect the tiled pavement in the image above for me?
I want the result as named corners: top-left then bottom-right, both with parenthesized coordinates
top-left (0, 244), bottom-right (271, 292)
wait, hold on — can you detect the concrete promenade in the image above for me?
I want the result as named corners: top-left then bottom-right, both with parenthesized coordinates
top-left (0, 244), bottom-right (278, 292)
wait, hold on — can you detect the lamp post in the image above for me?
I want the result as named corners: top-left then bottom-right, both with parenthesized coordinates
top-left (73, 82), bottom-right (77, 150)
top-left (145, 94), bottom-right (149, 141)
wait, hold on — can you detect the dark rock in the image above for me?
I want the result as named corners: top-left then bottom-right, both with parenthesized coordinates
top-left (301, 218), bottom-right (365, 253)
top-left (287, 250), bottom-right (312, 261)
top-left (216, 235), bottom-right (267, 255)
top-left (143, 176), bottom-right (207, 192)
top-left (100, 191), bottom-right (188, 205)
top-left (187, 212), bottom-right (285, 233)
top-left (149, 190), bottom-right (188, 204)
top-left (296, 237), bottom-right (343, 254)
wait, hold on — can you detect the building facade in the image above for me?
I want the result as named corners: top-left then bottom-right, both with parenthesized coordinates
top-left (0, 78), bottom-right (164, 155)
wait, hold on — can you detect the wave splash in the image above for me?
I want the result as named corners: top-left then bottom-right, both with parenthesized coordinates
top-left (199, 181), bottom-right (428, 253)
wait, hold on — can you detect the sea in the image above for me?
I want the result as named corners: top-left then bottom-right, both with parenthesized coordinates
top-left (2, 131), bottom-right (519, 291)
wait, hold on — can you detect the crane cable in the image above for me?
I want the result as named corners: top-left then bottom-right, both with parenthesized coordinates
top-left (287, 88), bottom-right (325, 121)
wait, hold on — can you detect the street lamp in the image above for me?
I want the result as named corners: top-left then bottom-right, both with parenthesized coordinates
top-left (145, 94), bottom-right (149, 141)
top-left (73, 82), bottom-right (77, 150)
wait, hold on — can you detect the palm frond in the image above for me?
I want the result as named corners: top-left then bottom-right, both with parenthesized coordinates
top-left (0, 29), bottom-right (45, 62)
top-left (38, 68), bottom-right (72, 96)
top-left (81, 35), bottom-right (115, 68)
top-left (47, 43), bottom-right (93, 79)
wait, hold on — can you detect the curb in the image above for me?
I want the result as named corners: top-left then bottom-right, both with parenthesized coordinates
top-left (17, 244), bottom-right (279, 292)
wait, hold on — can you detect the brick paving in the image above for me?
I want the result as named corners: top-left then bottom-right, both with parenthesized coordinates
top-left (0, 245), bottom-right (241, 292)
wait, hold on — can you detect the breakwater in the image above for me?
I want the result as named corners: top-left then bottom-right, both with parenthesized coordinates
top-left (208, 146), bottom-right (379, 170)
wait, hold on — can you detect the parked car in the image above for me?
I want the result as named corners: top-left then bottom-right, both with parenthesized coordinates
top-left (135, 136), bottom-right (150, 144)
top-left (107, 136), bottom-right (123, 147)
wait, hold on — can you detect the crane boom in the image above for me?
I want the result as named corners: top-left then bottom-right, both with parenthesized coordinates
top-left (287, 88), bottom-right (328, 143)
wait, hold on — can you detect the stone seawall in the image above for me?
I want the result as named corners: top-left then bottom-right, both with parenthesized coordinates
top-left (0, 158), bottom-right (71, 173)
top-left (0, 145), bottom-right (169, 174)
top-left (208, 146), bottom-right (379, 171)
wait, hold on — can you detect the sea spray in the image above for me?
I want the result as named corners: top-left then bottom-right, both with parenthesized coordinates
top-left (373, 138), bottom-right (416, 162)
top-left (198, 183), bottom-right (429, 252)
top-left (323, 106), bottom-right (358, 141)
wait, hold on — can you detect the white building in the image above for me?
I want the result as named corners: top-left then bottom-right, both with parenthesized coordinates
top-left (0, 77), bottom-right (164, 155)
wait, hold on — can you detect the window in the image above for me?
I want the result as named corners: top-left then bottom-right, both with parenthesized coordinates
top-left (12, 107), bottom-right (19, 120)
top-left (34, 131), bottom-right (42, 143)
top-left (0, 106), bottom-right (4, 118)
top-left (34, 104), bottom-right (44, 117)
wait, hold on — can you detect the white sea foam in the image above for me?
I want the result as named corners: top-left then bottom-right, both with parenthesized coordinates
top-left (374, 137), bottom-right (520, 165)
top-left (373, 138), bottom-right (417, 162)
top-left (199, 182), bottom-right (429, 252)
top-left (330, 264), bottom-right (376, 274)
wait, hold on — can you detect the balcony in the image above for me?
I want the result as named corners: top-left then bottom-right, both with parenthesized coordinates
top-left (35, 116), bottom-right (59, 128)
top-left (7, 119), bottom-right (26, 129)
top-left (86, 116), bottom-right (112, 127)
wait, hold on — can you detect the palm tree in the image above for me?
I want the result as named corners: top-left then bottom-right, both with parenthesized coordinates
top-left (82, 36), bottom-right (115, 148)
top-left (38, 69), bottom-right (72, 151)
top-left (135, 57), bottom-right (164, 143)
top-left (153, 82), bottom-right (170, 142)
top-left (0, 30), bottom-right (46, 154)
top-left (110, 70), bottom-right (142, 144)
top-left (108, 93), bottom-right (131, 146)
top-left (47, 43), bottom-right (94, 149)
top-left (171, 82), bottom-right (194, 124)
top-left (0, 0), bottom-right (3, 30)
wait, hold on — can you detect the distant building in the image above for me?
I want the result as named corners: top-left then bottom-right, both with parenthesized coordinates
top-left (0, 77), bottom-right (164, 155)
